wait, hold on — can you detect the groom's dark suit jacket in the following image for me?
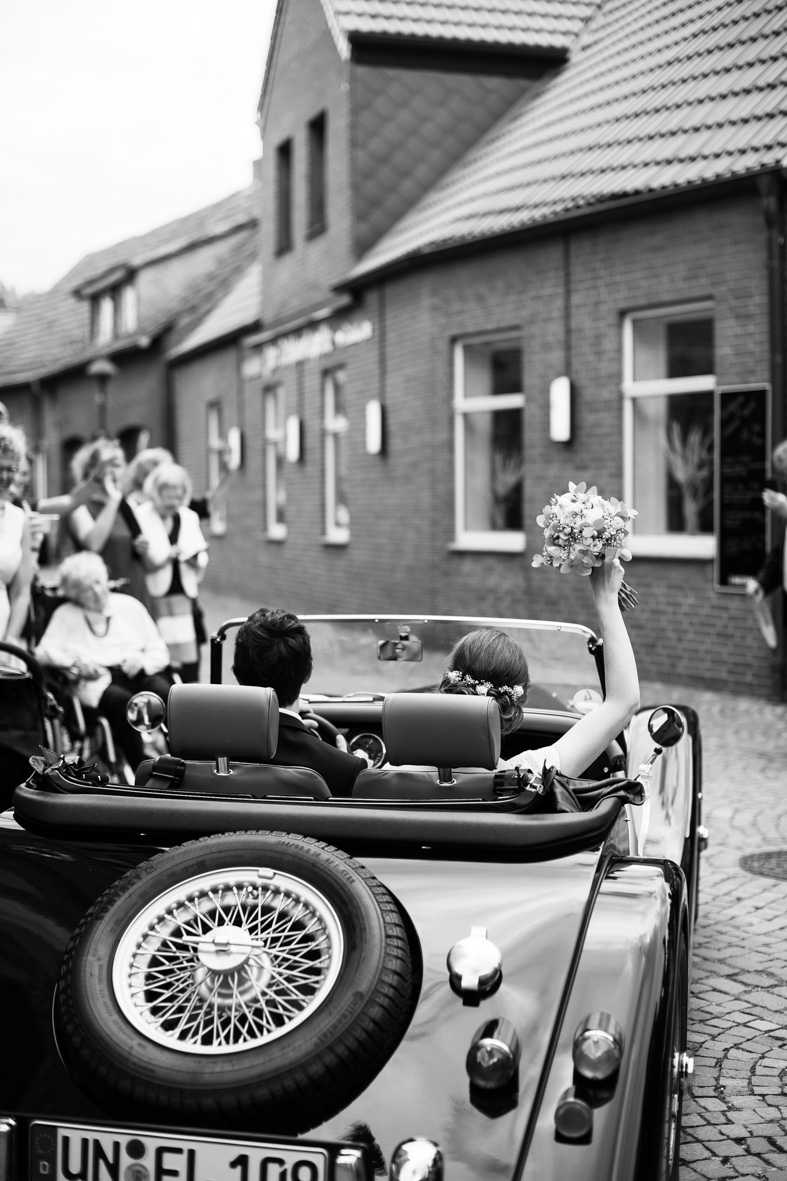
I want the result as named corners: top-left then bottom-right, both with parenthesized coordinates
top-left (271, 711), bottom-right (363, 798)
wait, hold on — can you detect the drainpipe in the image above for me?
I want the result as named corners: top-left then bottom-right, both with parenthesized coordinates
top-left (758, 171), bottom-right (786, 699)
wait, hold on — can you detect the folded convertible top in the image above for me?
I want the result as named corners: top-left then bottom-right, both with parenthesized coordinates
top-left (12, 782), bottom-right (625, 861)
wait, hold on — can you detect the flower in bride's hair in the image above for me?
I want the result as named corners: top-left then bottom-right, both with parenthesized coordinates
top-left (445, 670), bottom-right (462, 683)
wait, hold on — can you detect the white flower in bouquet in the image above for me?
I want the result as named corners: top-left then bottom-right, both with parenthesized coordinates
top-left (532, 481), bottom-right (638, 609)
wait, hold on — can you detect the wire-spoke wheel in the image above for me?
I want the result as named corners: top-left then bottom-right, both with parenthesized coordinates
top-left (113, 867), bottom-right (345, 1053)
top-left (56, 831), bottom-right (416, 1131)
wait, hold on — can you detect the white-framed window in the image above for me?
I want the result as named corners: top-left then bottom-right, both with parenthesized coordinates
top-left (452, 334), bottom-right (525, 552)
top-left (91, 280), bottom-right (137, 343)
top-left (323, 368), bottom-right (350, 543)
top-left (207, 403), bottom-right (224, 490)
top-left (622, 303), bottom-right (715, 558)
top-left (206, 402), bottom-right (227, 536)
top-left (264, 385), bottom-right (287, 539)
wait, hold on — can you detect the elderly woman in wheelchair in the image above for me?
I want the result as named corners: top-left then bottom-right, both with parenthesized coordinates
top-left (34, 552), bottom-right (174, 771)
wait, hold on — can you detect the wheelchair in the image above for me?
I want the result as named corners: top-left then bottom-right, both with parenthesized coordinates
top-left (25, 574), bottom-right (150, 784)
top-left (0, 640), bottom-right (65, 808)
top-left (42, 667), bottom-right (136, 783)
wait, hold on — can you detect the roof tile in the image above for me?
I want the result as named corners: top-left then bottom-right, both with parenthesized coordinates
top-left (326, 0), bottom-right (598, 51)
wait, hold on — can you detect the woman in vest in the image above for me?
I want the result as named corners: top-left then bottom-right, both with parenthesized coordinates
top-left (134, 462), bottom-right (208, 683)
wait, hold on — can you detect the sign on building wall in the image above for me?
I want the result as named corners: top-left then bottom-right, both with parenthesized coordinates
top-left (242, 320), bottom-right (374, 381)
top-left (714, 384), bottom-right (771, 592)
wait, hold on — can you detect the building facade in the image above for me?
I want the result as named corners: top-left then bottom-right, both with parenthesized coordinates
top-left (198, 0), bottom-right (786, 698)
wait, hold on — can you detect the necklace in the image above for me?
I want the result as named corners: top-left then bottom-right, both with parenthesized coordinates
top-left (83, 610), bottom-right (110, 638)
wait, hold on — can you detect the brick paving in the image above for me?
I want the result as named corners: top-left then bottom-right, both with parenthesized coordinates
top-left (639, 682), bottom-right (787, 1180)
top-left (199, 591), bottom-right (787, 1178)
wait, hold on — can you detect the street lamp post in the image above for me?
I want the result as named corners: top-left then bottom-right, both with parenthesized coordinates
top-left (86, 358), bottom-right (118, 435)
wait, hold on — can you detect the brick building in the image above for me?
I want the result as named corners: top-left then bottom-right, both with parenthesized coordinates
top-left (178, 0), bottom-right (785, 697)
top-left (0, 188), bottom-right (258, 501)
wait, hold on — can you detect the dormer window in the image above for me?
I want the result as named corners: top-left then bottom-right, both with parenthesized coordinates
top-left (89, 278), bottom-right (137, 343)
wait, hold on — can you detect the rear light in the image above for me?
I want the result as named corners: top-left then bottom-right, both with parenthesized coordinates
top-left (572, 1012), bottom-right (624, 1081)
top-left (466, 1018), bottom-right (521, 1089)
top-left (390, 1139), bottom-right (443, 1181)
top-left (0, 1119), bottom-right (17, 1181)
top-left (554, 1087), bottom-right (593, 1140)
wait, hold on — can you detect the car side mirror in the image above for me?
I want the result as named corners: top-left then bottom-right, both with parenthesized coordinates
top-left (126, 691), bottom-right (167, 734)
top-left (647, 706), bottom-right (684, 748)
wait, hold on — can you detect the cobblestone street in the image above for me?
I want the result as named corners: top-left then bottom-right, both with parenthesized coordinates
top-left (640, 682), bottom-right (787, 1180)
top-left (200, 592), bottom-right (787, 1178)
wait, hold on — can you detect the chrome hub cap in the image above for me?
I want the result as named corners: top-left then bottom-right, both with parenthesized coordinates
top-left (112, 867), bottom-right (344, 1054)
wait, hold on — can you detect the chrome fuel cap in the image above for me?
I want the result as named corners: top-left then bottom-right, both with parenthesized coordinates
top-left (447, 926), bottom-right (502, 997)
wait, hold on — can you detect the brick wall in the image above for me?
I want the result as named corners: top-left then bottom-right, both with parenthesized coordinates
top-left (170, 343), bottom-right (244, 592)
top-left (260, 0), bottom-right (353, 323)
top-left (191, 191), bottom-right (782, 697)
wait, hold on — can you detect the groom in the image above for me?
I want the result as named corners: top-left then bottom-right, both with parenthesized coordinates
top-left (232, 607), bottom-right (365, 798)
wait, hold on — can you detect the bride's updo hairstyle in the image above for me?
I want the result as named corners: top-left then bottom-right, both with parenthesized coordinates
top-left (438, 628), bottom-right (530, 735)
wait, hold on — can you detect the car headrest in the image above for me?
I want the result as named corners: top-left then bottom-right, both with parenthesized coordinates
top-left (383, 693), bottom-right (501, 769)
top-left (168, 684), bottom-right (279, 762)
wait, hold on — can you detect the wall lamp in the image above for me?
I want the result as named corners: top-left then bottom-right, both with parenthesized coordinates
top-left (549, 376), bottom-right (572, 443)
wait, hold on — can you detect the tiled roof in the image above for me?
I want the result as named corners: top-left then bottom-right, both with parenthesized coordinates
top-left (0, 188), bottom-right (257, 388)
top-left (350, 0), bottom-right (787, 280)
top-left (169, 259), bottom-right (262, 360)
top-left (53, 188), bottom-right (257, 295)
top-left (324, 0), bottom-right (598, 52)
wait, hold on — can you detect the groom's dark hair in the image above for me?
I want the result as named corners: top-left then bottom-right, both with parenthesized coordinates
top-left (232, 608), bottom-right (313, 706)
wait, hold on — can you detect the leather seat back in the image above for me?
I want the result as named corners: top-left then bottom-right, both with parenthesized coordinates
top-left (168, 683), bottom-right (279, 761)
top-left (383, 693), bottom-right (501, 768)
top-left (353, 693), bottom-right (501, 801)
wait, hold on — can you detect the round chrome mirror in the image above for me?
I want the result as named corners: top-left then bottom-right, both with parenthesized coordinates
top-left (647, 706), bottom-right (684, 748)
top-left (126, 691), bottom-right (166, 734)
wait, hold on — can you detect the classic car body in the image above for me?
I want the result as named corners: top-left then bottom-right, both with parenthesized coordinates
top-left (0, 615), bottom-right (703, 1181)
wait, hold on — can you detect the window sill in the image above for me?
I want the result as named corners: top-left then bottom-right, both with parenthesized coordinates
top-left (322, 533), bottom-right (350, 547)
top-left (450, 533), bottom-right (526, 554)
top-left (265, 529), bottom-right (287, 542)
top-left (628, 534), bottom-right (715, 559)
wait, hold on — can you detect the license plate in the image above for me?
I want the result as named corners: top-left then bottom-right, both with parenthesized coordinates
top-left (29, 1121), bottom-right (328, 1181)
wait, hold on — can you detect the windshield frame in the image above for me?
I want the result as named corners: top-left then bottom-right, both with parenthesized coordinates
top-left (210, 614), bottom-right (604, 707)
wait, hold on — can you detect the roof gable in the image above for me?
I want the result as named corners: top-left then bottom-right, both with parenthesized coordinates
top-left (0, 188), bottom-right (258, 388)
top-left (350, 0), bottom-right (787, 281)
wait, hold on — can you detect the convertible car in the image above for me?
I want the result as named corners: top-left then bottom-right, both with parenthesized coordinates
top-left (1, 614), bottom-right (704, 1181)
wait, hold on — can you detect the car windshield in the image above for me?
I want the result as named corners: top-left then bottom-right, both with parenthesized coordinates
top-left (215, 615), bottom-right (603, 713)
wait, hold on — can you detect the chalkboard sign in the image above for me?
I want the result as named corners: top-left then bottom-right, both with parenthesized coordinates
top-left (714, 384), bottom-right (771, 592)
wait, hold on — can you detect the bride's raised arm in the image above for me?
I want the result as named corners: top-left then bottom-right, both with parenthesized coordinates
top-left (550, 558), bottom-right (640, 778)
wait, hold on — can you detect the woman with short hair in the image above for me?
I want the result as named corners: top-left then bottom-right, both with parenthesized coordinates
top-left (64, 438), bottom-right (150, 607)
top-left (34, 551), bottom-right (172, 769)
top-left (133, 462), bottom-right (209, 683)
top-left (124, 447), bottom-right (174, 505)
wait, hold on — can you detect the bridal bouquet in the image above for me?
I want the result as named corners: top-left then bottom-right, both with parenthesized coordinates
top-left (532, 481), bottom-right (638, 610)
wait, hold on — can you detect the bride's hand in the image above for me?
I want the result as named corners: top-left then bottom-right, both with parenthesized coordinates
top-left (589, 556), bottom-right (624, 601)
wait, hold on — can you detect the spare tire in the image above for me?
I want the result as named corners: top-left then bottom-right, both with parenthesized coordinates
top-left (55, 831), bottom-right (415, 1131)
